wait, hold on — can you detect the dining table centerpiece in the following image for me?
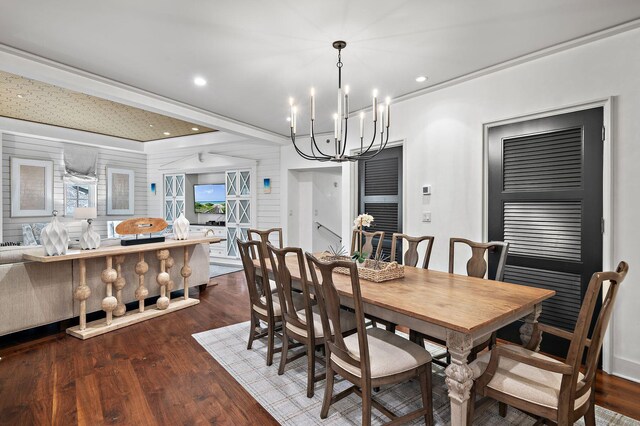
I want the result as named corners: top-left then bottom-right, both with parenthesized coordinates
top-left (352, 213), bottom-right (374, 263)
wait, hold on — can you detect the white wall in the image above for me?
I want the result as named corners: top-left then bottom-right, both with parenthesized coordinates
top-left (281, 28), bottom-right (640, 382)
top-left (311, 168), bottom-right (342, 252)
top-left (2, 132), bottom-right (147, 242)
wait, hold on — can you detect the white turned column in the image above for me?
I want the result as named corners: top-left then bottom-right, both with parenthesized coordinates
top-left (445, 330), bottom-right (474, 426)
top-left (166, 255), bottom-right (175, 302)
top-left (113, 255), bottom-right (127, 317)
top-left (101, 256), bottom-right (118, 325)
top-left (181, 246), bottom-right (192, 301)
top-left (73, 258), bottom-right (91, 330)
top-left (520, 303), bottom-right (543, 351)
top-left (156, 249), bottom-right (170, 310)
top-left (135, 252), bottom-right (149, 312)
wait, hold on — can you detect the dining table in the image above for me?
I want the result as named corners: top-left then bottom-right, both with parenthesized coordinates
top-left (254, 254), bottom-right (556, 426)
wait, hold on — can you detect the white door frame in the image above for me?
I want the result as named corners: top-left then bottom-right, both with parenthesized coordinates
top-left (482, 97), bottom-right (614, 372)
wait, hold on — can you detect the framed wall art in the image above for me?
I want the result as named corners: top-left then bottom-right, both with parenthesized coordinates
top-left (10, 157), bottom-right (54, 217)
top-left (106, 167), bottom-right (135, 215)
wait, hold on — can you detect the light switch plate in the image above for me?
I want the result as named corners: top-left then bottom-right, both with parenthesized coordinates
top-left (422, 212), bottom-right (431, 222)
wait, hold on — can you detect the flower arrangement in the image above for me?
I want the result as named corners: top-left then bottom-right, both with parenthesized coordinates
top-left (352, 213), bottom-right (374, 263)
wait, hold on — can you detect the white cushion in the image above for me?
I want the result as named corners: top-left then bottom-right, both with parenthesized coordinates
top-left (286, 306), bottom-right (357, 339)
top-left (470, 344), bottom-right (590, 410)
top-left (253, 291), bottom-right (304, 317)
top-left (269, 279), bottom-right (278, 293)
top-left (331, 327), bottom-right (431, 379)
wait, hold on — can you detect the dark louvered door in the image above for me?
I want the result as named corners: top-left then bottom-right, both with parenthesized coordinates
top-left (488, 108), bottom-right (603, 357)
top-left (358, 146), bottom-right (403, 261)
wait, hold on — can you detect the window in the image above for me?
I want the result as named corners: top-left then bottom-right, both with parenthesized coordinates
top-left (65, 183), bottom-right (96, 216)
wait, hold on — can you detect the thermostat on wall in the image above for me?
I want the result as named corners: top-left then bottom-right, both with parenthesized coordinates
top-left (422, 185), bottom-right (431, 195)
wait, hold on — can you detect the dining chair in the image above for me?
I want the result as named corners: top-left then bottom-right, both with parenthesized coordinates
top-left (238, 238), bottom-right (303, 366)
top-left (411, 238), bottom-right (510, 366)
top-left (306, 253), bottom-right (433, 426)
top-left (350, 229), bottom-right (385, 260)
top-left (468, 261), bottom-right (629, 426)
top-left (390, 233), bottom-right (435, 268)
top-left (268, 244), bottom-right (357, 397)
top-left (248, 228), bottom-right (283, 259)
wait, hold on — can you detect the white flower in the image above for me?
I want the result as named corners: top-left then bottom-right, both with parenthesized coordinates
top-left (353, 213), bottom-right (374, 228)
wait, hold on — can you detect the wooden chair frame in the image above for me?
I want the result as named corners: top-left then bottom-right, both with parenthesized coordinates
top-left (248, 228), bottom-right (283, 259)
top-left (306, 253), bottom-right (433, 426)
top-left (267, 244), bottom-right (326, 397)
top-left (237, 238), bottom-right (282, 366)
top-left (390, 233), bottom-right (435, 269)
top-left (470, 261), bottom-right (629, 426)
top-left (350, 229), bottom-right (385, 260)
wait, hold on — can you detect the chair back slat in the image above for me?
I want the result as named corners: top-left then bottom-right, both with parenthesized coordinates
top-left (248, 228), bottom-right (283, 259)
top-left (237, 238), bottom-right (275, 316)
top-left (306, 253), bottom-right (370, 376)
top-left (390, 233), bottom-right (435, 268)
top-left (267, 245), bottom-right (315, 338)
top-left (351, 230), bottom-right (385, 259)
top-left (449, 238), bottom-right (509, 281)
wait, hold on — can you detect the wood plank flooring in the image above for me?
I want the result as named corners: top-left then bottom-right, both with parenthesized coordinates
top-left (1, 271), bottom-right (639, 425)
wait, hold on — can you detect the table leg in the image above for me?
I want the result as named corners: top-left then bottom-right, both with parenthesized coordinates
top-left (166, 255), bottom-right (175, 302)
top-left (135, 252), bottom-right (149, 312)
top-left (73, 258), bottom-right (91, 330)
top-left (181, 246), bottom-right (192, 301)
top-left (445, 330), bottom-right (474, 426)
top-left (520, 303), bottom-right (543, 351)
top-left (101, 256), bottom-right (118, 326)
top-left (113, 255), bottom-right (127, 317)
top-left (156, 249), bottom-right (170, 310)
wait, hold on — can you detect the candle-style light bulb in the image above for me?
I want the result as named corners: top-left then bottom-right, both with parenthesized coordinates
top-left (289, 97), bottom-right (294, 127)
top-left (292, 106), bottom-right (297, 134)
top-left (344, 85), bottom-right (349, 119)
top-left (359, 111), bottom-right (365, 138)
top-left (333, 113), bottom-right (338, 139)
top-left (385, 97), bottom-right (391, 128)
top-left (379, 105), bottom-right (385, 133)
top-left (310, 88), bottom-right (315, 121)
top-left (372, 89), bottom-right (378, 121)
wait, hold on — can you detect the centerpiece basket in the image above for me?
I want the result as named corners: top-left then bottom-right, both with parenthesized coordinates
top-left (319, 253), bottom-right (405, 283)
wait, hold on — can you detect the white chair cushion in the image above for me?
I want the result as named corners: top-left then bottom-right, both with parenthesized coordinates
top-left (470, 344), bottom-right (590, 410)
top-left (331, 327), bottom-right (431, 379)
top-left (286, 306), bottom-right (356, 339)
top-left (269, 279), bottom-right (278, 293)
top-left (253, 291), bottom-right (304, 317)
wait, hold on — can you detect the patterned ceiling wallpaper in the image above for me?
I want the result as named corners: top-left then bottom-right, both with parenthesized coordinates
top-left (0, 70), bottom-right (216, 142)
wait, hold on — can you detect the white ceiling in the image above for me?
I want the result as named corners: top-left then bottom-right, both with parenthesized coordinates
top-left (1, 1), bottom-right (640, 138)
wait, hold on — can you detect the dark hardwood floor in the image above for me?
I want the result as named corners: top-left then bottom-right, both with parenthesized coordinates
top-left (0, 271), bottom-right (639, 425)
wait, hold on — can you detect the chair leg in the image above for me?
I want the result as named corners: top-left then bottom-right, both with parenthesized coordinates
top-left (278, 333), bottom-right (289, 375)
top-left (266, 320), bottom-right (275, 366)
top-left (247, 311), bottom-right (258, 350)
top-left (306, 343), bottom-right (315, 398)
top-left (420, 366), bottom-right (434, 426)
top-left (498, 401), bottom-right (507, 417)
top-left (386, 323), bottom-right (396, 333)
top-left (584, 397), bottom-right (596, 426)
top-left (361, 384), bottom-right (372, 426)
top-left (320, 364), bottom-right (335, 419)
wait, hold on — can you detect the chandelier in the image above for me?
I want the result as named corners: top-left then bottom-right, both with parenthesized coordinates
top-left (288, 41), bottom-right (390, 162)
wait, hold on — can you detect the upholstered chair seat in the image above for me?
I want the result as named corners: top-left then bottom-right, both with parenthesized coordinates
top-left (254, 291), bottom-right (304, 317)
top-left (285, 306), bottom-right (356, 339)
top-left (470, 344), bottom-right (589, 410)
top-left (332, 327), bottom-right (432, 379)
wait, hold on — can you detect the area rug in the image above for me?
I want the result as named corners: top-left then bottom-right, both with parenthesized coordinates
top-left (193, 322), bottom-right (639, 425)
top-left (209, 263), bottom-right (243, 278)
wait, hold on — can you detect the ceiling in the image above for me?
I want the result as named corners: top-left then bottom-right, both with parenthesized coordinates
top-left (1, 1), bottom-right (640, 138)
top-left (0, 70), bottom-right (215, 142)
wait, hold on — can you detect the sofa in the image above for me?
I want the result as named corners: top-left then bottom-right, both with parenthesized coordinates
top-left (0, 241), bottom-right (210, 336)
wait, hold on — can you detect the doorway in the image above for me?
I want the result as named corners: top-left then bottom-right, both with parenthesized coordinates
top-left (488, 107), bottom-right (604, 357)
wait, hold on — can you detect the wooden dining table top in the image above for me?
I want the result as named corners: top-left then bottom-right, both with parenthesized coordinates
top-left (255, 254), bottom-right (555, 335)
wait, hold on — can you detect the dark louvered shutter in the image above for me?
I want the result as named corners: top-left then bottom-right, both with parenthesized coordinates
top-left (488, 108), bottom-right (603, 357)
top-left (358, 146), bottom-right (403, 261)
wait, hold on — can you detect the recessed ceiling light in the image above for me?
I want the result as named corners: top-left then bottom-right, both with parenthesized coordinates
top-left (17, 94), bottom-right (25, 98)
top-left (149, 124), bottom-right (154, 127)
top-left (193, 76), bottom-right (207, 87)
top-left (415, 76), bottom-right (427, 83)
top-left (163, 132), bottom-right (171, 136)
top-left (191, 127), bottom-right (199, 131)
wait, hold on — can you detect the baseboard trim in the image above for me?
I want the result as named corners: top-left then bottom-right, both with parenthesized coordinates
top-left (612, 356), bottom-right (640, 383)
